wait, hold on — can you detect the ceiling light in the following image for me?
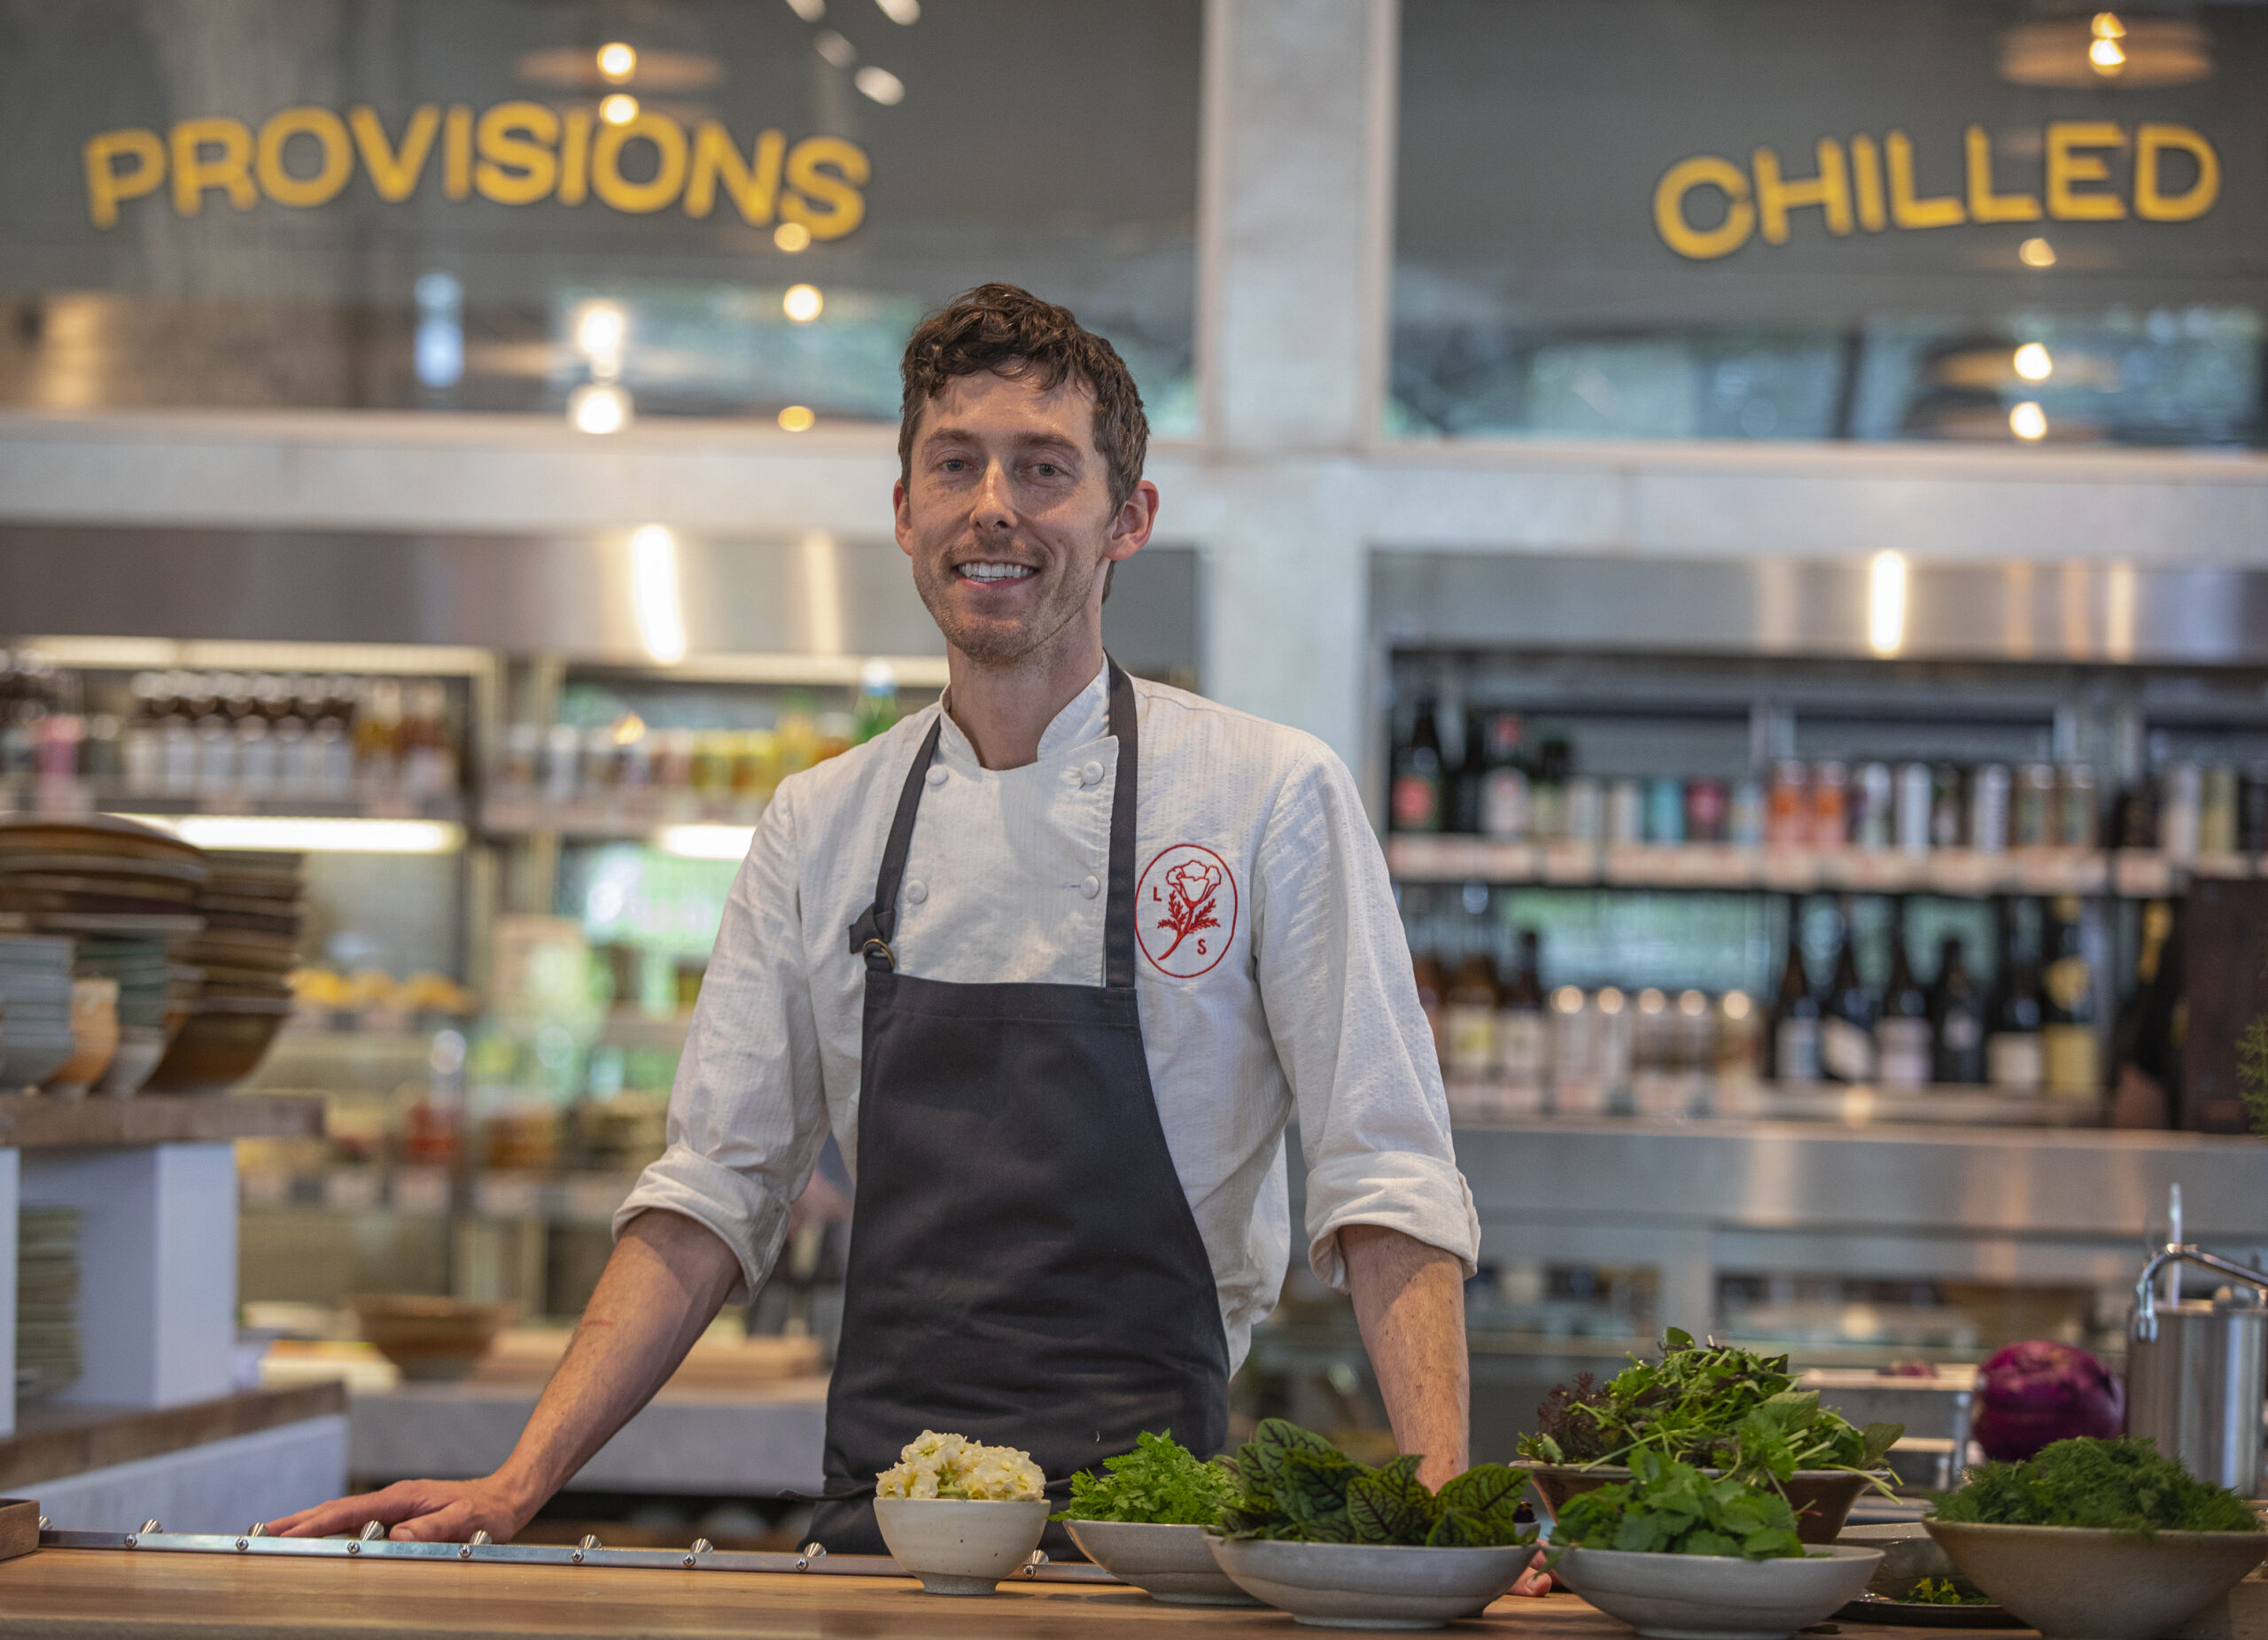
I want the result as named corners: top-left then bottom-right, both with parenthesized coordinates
top-left (2010, 400), bottom-right (2049, 441)
top-left (875, 0), bottom-right (920, 20)
top-left (2018, 237), bottom-right (2057, 268)
top-left (656, 823), bottom-right (756, 860)
top-left (570, 383), bottom-right (631, 434)
top-left (773, 222), bottom-right (812, 253)
top-left (854, 66), bottom-right (905, 105)
top-left (1868, 550), bottom-right (1908, 657)
top-left (783, 0), bottom-right (825, 19)
top-left (574, 300), bottom-right (626, 359)
top-left (600, 93), bottom-right (639, 126)
top-left (2089, 35), bottom-right (2125, 71)
top-left (2013, 342), bottom-right (2054, 382)
top-left (815, 30), bottom-right (856, 67)
top-left (126, 815), bottom-right (465, 855)
top-left (778, 405), bottom-right (816, 431)
top-left (782, 284), bottom-right (824, 323)
top-left (2091, 11), bottom-right (2125, 39)
top-left (596, 43), bottom-right (637, 82)
top-left (629, 525), bottom-right (687, 664)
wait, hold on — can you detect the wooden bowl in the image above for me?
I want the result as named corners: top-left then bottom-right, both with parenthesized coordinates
top-left (349, 1295), bottom-right (515, 1382)
top-left (141, 999), bottom-right (291, 1093)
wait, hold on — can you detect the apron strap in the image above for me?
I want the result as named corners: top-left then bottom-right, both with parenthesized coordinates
top-left (1102, 659), bottom-right (1138, 991)
top-left (848, 715), bottom-right (944, 970)
top-left (848, 660), bottom-right (1139, 984)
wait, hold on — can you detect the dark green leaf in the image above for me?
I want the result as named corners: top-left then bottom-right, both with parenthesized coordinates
top-left (1427, 1508), bottom-right (1494, 1548)
top-left (1278, 1450), bottom-right (1363, 1525)
top-left (1347, 1460), bottom-right (1438, 1545)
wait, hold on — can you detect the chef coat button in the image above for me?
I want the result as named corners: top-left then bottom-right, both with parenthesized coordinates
top-left (1082, 761), bottom-right (1104, 787)
top-left (905, 880), bottom-right (928, 905)
top-left (925, 766), bottom-right (948, 789)
top-left (1081, 875), bottom-right (1100, 899)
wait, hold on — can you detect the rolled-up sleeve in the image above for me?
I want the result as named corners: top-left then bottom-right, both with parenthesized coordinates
top-left (1253, 747), bottom-right (1480, 1293)
top-left (612, 794), bottom-right (828, 1303)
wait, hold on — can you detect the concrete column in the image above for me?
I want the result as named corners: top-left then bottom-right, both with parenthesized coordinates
top-left (30, 1143), bottom-right (238, 1410)
top-left (1196, 0), bottom-right (1394, 769)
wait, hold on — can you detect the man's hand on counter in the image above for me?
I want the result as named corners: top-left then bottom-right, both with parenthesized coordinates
top-left (267, 1209), bottom-right (743, 1543)
top-left (267, 1476), bottom-right (540, 1543)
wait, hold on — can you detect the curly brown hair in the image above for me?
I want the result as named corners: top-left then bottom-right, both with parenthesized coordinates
top-left (897, 284), bottom-right (1149, 509)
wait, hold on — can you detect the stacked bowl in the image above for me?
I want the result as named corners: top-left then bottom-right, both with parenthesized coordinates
top-left (0, 815), bottom-right (214, 1093)
top-left (148, 851), bottom-right (304, 1093)
top-left (0, 937), bottom-right (76, 1092)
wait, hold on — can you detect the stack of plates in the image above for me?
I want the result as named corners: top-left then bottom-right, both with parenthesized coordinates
top-left (76, 936), bottom-right (174, 1095)
top-left (145, 851), bottom-right (304, 1094)
top-left (0, 816), bottom-right (209, 934)
top-left (17, 1204), bottom-right (82, 1404)
top-left (0, 937), bottom-right (76, 1092)
top-left (189, 851), bottom-right (305, 1006)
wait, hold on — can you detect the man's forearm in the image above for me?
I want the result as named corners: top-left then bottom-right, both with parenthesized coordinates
top-left (1342, 1224), bottom-right (1471, 1491)
top-left (492, 1209), bottom-right (742, 1514)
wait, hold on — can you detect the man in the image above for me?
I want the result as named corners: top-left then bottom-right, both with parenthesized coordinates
top-left (277, 284), bottom-right (1491, 1561)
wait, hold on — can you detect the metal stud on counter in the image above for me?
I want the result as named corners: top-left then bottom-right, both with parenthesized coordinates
top-left (571, 1534), bottom-right (602, 1565)
top-left (682, 1536), bottom-right (713, 1569)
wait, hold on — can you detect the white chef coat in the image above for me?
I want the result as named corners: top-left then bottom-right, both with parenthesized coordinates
top-left (616, 665), bottom-right (1479, 1373)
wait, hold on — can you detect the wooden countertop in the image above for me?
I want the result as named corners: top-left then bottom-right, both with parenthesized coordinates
top-left (0, 1548), bottom-right (2028, 1640)
top-left (0, 1093), bottom-right (322, 1149)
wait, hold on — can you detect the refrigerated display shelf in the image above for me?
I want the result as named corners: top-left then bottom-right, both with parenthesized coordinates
top-left (1444, 1079), bottom-right (2106, 1129)
top-left (1387, 836), bottom-right (2242, 897)
top-left (240, 1166), bottom-right (639, 1225)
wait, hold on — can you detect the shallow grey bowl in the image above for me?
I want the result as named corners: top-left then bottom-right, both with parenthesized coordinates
top-left (1838, 1520), bottom-right (1957, 1591)
top-left (1926, 1520), bottom-right (2268, 1640)
top-left (1553, 1543), bottom-right (1882, 1640)
top-left (1061, 1520), bottom-right (1259, 1605)
top-left (1208, 1535), bottom-right (1533, 1629)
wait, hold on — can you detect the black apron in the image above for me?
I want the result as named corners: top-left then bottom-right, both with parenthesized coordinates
top-left (811, 660), bottom-right (1230, 1555)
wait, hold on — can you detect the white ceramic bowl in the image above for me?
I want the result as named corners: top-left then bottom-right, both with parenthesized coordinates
top-left (1061, 1519), bottom-right (1260, 1605)
top-left (1552, 1543), bottom-right (1883, 1640)
top-left (1208, 1535), bottom-right (1534, 1629)
top-left (872, 1497), bottom-right (1050, 1595)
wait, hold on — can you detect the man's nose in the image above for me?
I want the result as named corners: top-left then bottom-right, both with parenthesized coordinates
top-left (972, 461), bottom-right (1017, 531)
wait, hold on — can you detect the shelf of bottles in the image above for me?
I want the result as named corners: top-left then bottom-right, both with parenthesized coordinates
top-left (1379, 652), bottom-right (2241, 1130)
top-left (483, 661), bottom-right (926, 841)
top-left (0, 653), bottom-right (469, 821)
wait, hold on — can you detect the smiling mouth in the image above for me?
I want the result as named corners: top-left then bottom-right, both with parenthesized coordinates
top-left (955, 561), bottom-right (1037, 584)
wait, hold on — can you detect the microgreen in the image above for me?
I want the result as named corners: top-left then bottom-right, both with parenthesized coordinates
top-left (1518, 1329), bottom-right (1903, 1489)
top-left (1930, 1435), bottom-right (2262, 1537)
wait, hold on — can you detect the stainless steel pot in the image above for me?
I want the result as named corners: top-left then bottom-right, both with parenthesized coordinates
top-left (2128, 1245), bottom-right (2268, 1497)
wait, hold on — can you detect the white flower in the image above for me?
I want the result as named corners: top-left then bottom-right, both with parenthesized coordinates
top-left (873, 1431), bottom-right (1045, 1501)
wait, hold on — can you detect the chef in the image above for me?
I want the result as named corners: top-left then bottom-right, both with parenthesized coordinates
top-left (276, 284), bottom-right (1495, 1564)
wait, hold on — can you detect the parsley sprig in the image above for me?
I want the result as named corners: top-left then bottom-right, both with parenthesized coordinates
top-left (1052, 1431), bottom-right (1240, 1526)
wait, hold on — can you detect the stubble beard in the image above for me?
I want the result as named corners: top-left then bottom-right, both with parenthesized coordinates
top-left (914, 548), bottom-right (1103, 672)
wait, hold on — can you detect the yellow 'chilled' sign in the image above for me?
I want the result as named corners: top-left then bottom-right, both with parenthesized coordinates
top-left (1654, 121), bottom-right (2218, 259)
top-left (82, 102), bottom-right (870, 236)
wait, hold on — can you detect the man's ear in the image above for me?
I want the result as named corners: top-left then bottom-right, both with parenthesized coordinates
top-left (893, 478), bottom-right (913, 557)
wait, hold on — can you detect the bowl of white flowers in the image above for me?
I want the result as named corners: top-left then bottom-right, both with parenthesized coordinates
top-left (873, 1430), bottom-right (1052, 1595)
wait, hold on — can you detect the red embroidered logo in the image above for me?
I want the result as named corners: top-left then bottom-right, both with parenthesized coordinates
top-left (1136, 843), bottom-right (1238, 978)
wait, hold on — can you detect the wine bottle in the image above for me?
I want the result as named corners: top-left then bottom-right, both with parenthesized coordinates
top-left (1769, 907), bottom-right (1821, 1083)
top-left (1495, 929), bottom-right (1548, 1085)
top-left (2109, 900), bottom-right (2180, 1129)
top-left (1986, 901), bottom-right (2045, 1092)
top-left (1444, 950), bottom-right (1501, 1081)
top-left (1391, 702), bottom-right (1445, 834)
top-left (1479, 713), bottom-right (1530, 843)
top-left (1412, 952), bottom-right (1447, 1067)
top-left (1930, 936), bottom-right (1987, 1084)
top-left (1876, 909), bottom-right (1932, 1089)
top-left (2040, 894), bottom-right (2100, 1098)
top-left (1821, 902), bottom-right (1876, 1084)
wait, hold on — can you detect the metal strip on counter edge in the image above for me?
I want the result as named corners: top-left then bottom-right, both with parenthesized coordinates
top-left (39, 1528), bottom-right (1118, 1582)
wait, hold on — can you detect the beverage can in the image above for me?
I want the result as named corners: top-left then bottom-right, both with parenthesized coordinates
top-left (1969, 764), bottom-right (2011, 853)
top-left (1607, 777), bottom-right (1644, 844)
top-left (1645, 777), bottom-right (1685, 844)
top-left (1895, 763), bottom-right (1933, 855)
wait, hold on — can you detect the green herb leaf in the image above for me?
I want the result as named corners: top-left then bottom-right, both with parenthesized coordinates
top-left (1052, 1430), bottom-right (1242, 1526)
top-left (1347, 1457), bottom-right (1438, 1544)
top-left (1554, 1456), bottom-right (1807, 1560)
top-left (1930, 1435), bottom-right (2263, 1536)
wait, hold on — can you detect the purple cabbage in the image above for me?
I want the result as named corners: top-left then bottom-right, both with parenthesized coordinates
top-left (1971, 1341), bottom-right (2125, 1462)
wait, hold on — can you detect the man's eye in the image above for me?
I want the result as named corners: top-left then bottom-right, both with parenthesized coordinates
top-left (1034, 462), bottom-right (1060, 477)
top-left (942, 459), bottom-right (967, 471)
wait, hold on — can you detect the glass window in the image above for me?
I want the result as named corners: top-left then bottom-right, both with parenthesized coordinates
top-left (1394, 0), bottom-right (2265, 447)
top-left (0, 0), bottom-right (1200, 431)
